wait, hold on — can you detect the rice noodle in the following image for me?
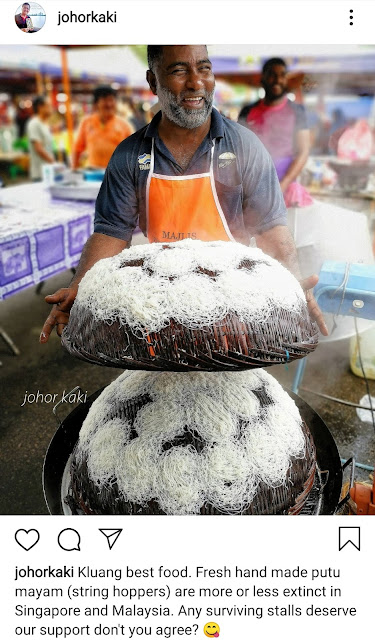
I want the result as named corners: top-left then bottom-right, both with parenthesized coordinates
top-left (75, 368), bottom-right (307, 515)
top-left (73, 239), bottom-right (306, 335)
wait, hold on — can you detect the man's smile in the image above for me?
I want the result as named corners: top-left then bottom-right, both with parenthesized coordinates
top-left (181, 96), bottom-right (205, 108)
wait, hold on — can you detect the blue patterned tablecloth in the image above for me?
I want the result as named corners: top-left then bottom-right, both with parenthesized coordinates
top-left (0, 183), bottom-right (95, 300)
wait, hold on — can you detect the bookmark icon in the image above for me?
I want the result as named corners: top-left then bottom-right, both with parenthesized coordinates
top-left (338, 527), bottom-right (360, 551)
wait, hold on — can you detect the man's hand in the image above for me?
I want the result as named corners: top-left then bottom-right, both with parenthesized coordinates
top-left (255, 227), bottom-right (328, 337)
top-left (39, 233), bottom-right (130, 345)
top-left (40, 287), bottom-right (78, 343)
top-left (300, 274), bottom-right (329, 336)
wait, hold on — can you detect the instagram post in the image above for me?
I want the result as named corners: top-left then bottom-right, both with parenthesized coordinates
top-left (0, 1), bottom-right (374, 637)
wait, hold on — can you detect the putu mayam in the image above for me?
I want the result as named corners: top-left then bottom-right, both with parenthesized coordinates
top-left (62, 239), bottom-right (318, 371)
top-left (69, 368), bottom-right (317, 515)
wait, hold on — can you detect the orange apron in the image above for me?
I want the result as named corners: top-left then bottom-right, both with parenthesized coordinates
top-left (146, 139), bottom-right (235, 243)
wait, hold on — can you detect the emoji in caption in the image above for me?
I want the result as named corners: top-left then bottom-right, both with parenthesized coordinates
top-left (204, 622), bottom-right (220, 637)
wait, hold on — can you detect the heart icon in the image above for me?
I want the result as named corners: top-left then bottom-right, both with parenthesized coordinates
top-left (15, 529), bottom-right (40, 551)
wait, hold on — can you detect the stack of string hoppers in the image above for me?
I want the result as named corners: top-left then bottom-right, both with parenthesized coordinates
top-left (62, 239), bottom-right (319, 515)
top-left (62, 239), bottom-right (318, 370)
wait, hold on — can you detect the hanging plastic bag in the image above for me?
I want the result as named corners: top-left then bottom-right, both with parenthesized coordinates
top-left (337, 119), bottom-right (372, 161)
top-left (284, 181), bottom-right (314, 207)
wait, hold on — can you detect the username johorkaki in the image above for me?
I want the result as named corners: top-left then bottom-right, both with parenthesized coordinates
top-left (57, 10), bottom-right (117, 25)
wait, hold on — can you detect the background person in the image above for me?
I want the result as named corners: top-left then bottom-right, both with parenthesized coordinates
top-left (238, 57), bottom-right (311, 206)
top-left (41, 45), bottom-right (327, 343)
top-left (26, 95), bottom-right (54, 181)
top-left (72, 85), bottom-right (133, 170)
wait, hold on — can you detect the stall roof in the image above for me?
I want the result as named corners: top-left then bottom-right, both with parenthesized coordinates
top-left (209, 43), bottom-right (375, 59)
top-left (67, 47), bottom-right (147, 87)
top-left (0, 45), bottom-right (148, 87)
top-left (1, 44), bottom-right (374, 92)
top-left (0, 45), bottom-right (62, 74)
top-left (209, 44), bottom-right (375, 75)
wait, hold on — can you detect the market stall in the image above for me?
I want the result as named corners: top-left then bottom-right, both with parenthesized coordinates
top-left (0, 182), bottom-right (94, 300)
top-left (0, 181), bottom-right (147, 300)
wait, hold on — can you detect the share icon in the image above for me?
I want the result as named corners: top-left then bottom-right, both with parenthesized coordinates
top-left (99, 529), bottom-right (123, 550)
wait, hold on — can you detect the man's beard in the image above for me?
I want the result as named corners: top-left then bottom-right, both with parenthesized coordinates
top-left (156, 83), bottom-right (215, 129)
top-left (266, 85), bottom-right (287, 101)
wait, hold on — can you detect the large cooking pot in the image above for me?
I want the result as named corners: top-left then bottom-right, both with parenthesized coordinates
top-left (43, 386), bottom-right (351, 516)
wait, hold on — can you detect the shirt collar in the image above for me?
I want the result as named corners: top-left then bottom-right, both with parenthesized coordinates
top-left (144, 107), bottom-right (224, 140)
top-left (260, 96), bottom-right (289, 111)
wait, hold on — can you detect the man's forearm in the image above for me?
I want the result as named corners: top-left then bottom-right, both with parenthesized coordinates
top-left (255, 224), bottom-right (328, 335)
top-left (37, 147), bottom-right (54, 163)
top-left (280, 129), bottom-right (310, 191)
top-left (70, 232), bottom-right (130, 289)
top-left (272, 231), bottom-right (301, 278)
top-left (71, 150), bottom-right (80, 170)
top-left (32, 140), bottom-right (54, 163)
top-left (255, 225), bottom-right (301, 278)
top-left (280, 151), bottom-right (309, 191)
top-left (41, 232), bottom-right (130, 343)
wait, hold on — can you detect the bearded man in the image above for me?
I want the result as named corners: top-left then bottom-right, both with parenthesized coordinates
top-left (238, 57), bottom-right (310, 204)
top-left (41, 45), bottom-right (327, 342)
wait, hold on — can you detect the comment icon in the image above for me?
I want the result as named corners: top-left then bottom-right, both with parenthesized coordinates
top-left (58, 528), bottom-right (81, 551)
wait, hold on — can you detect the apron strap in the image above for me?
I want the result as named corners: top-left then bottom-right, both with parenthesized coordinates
top-left (209, 139), bottom-right (235, 242)
top-left (145, 138), bottom-right (155, 233)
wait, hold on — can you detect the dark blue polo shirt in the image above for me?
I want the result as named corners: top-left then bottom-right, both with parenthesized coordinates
top-left (94, 109), bottom-right (287, 244)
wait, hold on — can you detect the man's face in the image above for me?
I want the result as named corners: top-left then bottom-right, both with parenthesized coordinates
top-left (22, 4), bottom-right (30, 14)
top-left (96, 95), bottom-right (117, 121)
top-left (40, 99), bottom-right (52, 119)
top-left (148, 45), bottom-right (215, 129)
top-left (262, 64), bottom-right (288, 100)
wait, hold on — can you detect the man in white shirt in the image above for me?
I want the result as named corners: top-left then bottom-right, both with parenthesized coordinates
top-left (26, 96), bottom-right (54, 181)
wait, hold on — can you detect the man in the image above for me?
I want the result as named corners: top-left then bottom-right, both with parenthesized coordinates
top-left (238, 58), bottom-right (310, 205)
top-left (26, 96), bottom-right (54, 181)
top-left (41, 45), bottom-right (327, 343)
top-left (72, 85), bottom-right (133, 169)
top-left (15, 3), bottom-right (34, 32)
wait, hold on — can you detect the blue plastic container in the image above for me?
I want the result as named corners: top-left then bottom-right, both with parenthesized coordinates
top-left (314, 262), bottom-right (375, 321)
top-left (83, 169), bottom-right (105, 182)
